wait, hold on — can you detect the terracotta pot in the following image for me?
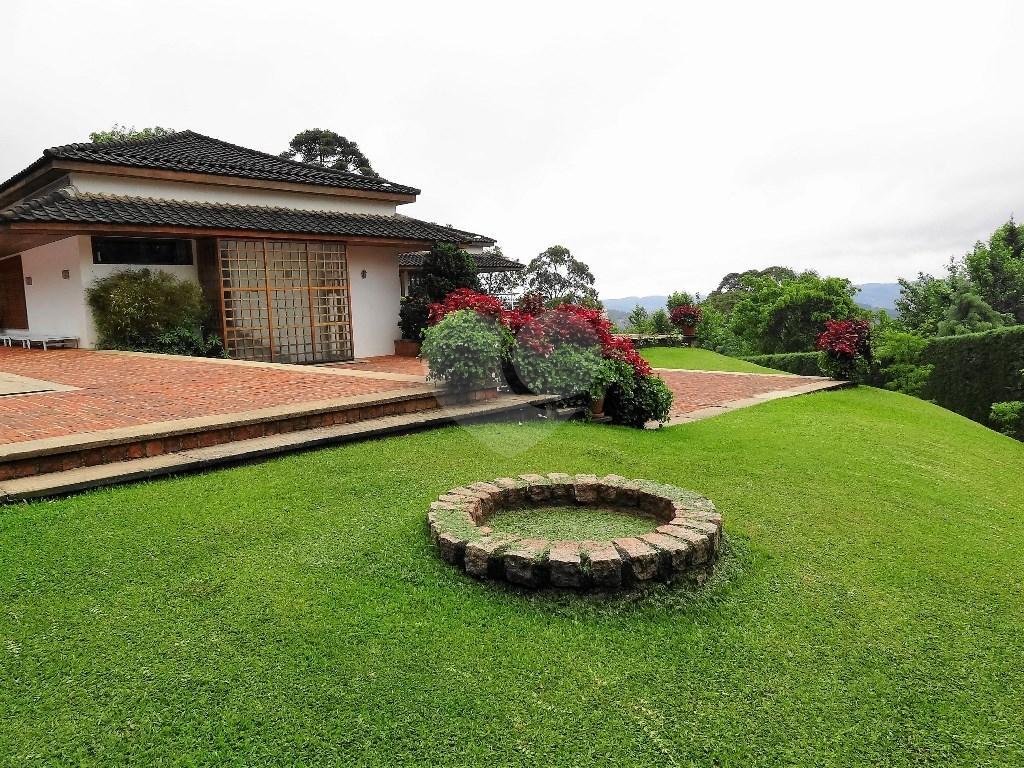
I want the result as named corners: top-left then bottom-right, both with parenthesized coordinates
top-left (681, 324), bottom-right (696, 337)
top-left (590, 395), bottom-right (606, 418)
top-left (394, 339), bottom-right (421, 357)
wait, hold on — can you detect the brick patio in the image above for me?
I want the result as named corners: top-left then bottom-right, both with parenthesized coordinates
top-left (0, 348), bottom-right (426, 445)
top-left (656, 368), bottom-right (838, 420)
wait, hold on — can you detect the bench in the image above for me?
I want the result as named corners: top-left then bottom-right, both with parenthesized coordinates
top-left (1, 332), bottom-right (80, 350)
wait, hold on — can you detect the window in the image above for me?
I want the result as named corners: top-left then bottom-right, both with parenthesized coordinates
top-left (92, 237), bottom-right (194, 266)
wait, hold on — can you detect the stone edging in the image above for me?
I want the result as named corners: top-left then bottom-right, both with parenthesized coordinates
top-left (427, 474), bottom-right (723, 590)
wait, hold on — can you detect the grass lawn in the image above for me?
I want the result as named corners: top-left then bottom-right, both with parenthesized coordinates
top-left (641, 345), bottom-right (783, 373)
top-left (2, 388), bottom-right (1023, 766)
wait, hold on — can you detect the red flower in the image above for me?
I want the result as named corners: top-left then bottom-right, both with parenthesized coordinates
top-left (428, 288), bottom-right (508, 326)
top-left (670, 304), bottom-right (702, 328)
top-left (815, 319), bottom-right (872, 361)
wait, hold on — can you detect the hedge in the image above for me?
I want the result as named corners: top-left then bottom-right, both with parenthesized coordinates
top-left (920, 325), bottom-right (1024, 423)
top-left (614, 333), bottom-right (685, 349)
top-left (742, 352), bottom-right (821, 376)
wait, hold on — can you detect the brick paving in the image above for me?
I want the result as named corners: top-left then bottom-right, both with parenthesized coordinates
top-left (0, 348), bottom-right (423, 445)
top-left (657, 369), bottom-right (830, 417)
top-left (325, 355), bottom-right (428, 377)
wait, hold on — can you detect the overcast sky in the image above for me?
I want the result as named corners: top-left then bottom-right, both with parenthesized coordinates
top-left (3, 1), bottom-right (1021, 297)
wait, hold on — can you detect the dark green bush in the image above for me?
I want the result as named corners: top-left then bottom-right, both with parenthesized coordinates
top-left (920, 326), bottom-right (1024, 422)
top-left (151, 328), bottom-right (226, 358)
top-left (989, 401), bottom-right (1024, 440)
top-left (605, 362), bottom-right (674, 427)
top-left (741, 352), bottom-right (821, 376)
top-left (508, 344), bottom-right (614, 399)
top-left (398, 296), bottom-right (430, 341)
top-left (85, 269), bottom-right (212, 352)
top-left (421, 310), bottom-right (510, 392)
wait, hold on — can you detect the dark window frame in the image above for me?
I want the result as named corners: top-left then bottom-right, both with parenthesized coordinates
top-left (91, 237), bottom-right (195, 266)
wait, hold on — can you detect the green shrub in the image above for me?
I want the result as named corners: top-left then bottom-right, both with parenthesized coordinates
top-left (605, 362), bottom-right (674, 427)
top-left (870, 328), bottom-right (934, 396)
top-left (422, 310), bottom-right (510, 392)
top-left (398, 296), bottom-right (430, 341)
top-left (509, 344), bottom-right (614, 399)
top-left (151, 328), bottom-right (226, 358)
top-left (696, 306), bottom-right (750, 357)
top-left (650, 308), bottom-right (673, 335)
top-left (85, 269), bottom-right (209, 351)
top-left (741, 352), bottom-right (821, 376)
top-left (920, 326), bottom-right (1024, 422)
top-left (989, 401), bottom-right (1024, 439)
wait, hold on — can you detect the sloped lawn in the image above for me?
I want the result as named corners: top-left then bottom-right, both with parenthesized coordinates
top-left (642, 345), bottom-right (784, 373)
top-left (2, 388), bottom-right (1023, 766)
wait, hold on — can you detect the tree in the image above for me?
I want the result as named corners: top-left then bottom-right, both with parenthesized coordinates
top-left (476, 247), bottom-right (526, 302)
top-left (280, 128), bottom-right (378, 176)
top-left (896, 270), bottom-right (956, 337)
top-left (398, 242), bottom-right (481, 340)
top-left (935, 287), bottom-right (1013, 336)
top-left (89, 124), bottom-right (176, 144)
top-left (650, 308), bottom-right (673, 334)
top-left (963, 218), bottom-right (1024, 323)
top-left (666, 291), bottom-right (695, 310)
top-left (730, 271), bottom-right (861, 354)
top-left (524, 245), bottom-right (600, 307)
top-left (627, 305), bottom-right (651, 334)
top-left (703, 266), bottom-right (797, 315)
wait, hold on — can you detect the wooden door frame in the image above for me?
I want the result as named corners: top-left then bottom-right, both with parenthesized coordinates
top-left (0, 254), bottom-right (29, 330)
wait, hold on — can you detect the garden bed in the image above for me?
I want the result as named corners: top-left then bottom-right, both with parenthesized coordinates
top-left (428, 473), bottom-right (723, 589)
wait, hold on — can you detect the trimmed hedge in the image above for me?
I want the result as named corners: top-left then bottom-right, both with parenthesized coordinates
top-left (742, 352), bottom-right (821, 376)
top-left (921, 326), bottom-right (1024, 423)
top-left (614, 333), bottom-right (685, 349)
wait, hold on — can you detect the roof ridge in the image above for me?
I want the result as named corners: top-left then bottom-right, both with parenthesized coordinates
top-left (46, 129), bottom-right (191, 156)
top-left (181, 131), bottom-right (405, 189)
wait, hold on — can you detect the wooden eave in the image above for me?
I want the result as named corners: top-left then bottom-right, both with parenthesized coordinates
top-left (0, 220), bottom-right (437, 257)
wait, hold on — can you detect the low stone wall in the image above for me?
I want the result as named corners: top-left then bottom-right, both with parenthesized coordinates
top-left (428, 473), bottom-right (723, 590)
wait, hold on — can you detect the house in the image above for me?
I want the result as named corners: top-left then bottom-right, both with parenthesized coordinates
top-left (0, 131), bottom-right (522, 363)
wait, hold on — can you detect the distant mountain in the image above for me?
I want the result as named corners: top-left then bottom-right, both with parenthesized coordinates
top-left (602, 295), bottom-right (669, 314)
top-left (855, 283), bottom-right (901, 313)
top-left (603, 284), bottom-right (902, 316)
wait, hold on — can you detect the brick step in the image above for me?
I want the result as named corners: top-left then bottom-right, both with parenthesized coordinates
top-left (0, 393), bottom-right (558, 502)
top-left (0, 387), bottom-right (501, 483)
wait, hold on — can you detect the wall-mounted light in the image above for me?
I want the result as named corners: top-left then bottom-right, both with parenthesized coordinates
top-left (61, 269), bottom-right (70, 280)
top-left (361, 269), bottom-right (367, 279)
top-left (24, 276), bottom-right (32, 286)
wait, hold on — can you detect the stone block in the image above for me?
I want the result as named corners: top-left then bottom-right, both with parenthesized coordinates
top-left (612, 537), bottom-right (660, 582)
top-left (546, 473), bottom-right (574, 502)
top-left (640, 533), bottom-right (691, 576)
top-left (583, 542), bottom-right (622, 588)
top-left (548, 541), bottom-right (584, 588)
top-left (436, 533), bottom-right (465, 566)
top-left (503, 539), bottom-right (549, 587)
top-left (656, 525), bottom-right (709, 565)
top-left (465, 536), bottom-right (516, 579)
top-left (573, 474), bottom-right (600, 505)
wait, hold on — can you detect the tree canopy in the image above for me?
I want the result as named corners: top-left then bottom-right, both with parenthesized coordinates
top-left (89, 125), bottom-right (176, 144)
top-left (897, 218), bottom-right (1024, 336)
top-left (703, 266), bottom-right (798, 315)
top-left (524, 246), bottom-right (600, 307)
top-left (279, 129), bottom-right (378, 176)
top-left (729, 271), bottom-right (861, 354)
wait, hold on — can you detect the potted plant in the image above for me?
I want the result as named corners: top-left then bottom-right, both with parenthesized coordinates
top-left (670, 304), bottom-right (702, 337)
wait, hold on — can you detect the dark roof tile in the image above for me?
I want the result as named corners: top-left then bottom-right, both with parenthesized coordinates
top-left (0, 188), bottom-right (491, 244)
top-left (1, 131), bottom-right (420, 196)
top-left (398, 250), bottom-right (523, 271)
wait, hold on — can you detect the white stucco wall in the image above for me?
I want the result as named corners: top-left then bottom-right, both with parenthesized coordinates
top-left (70, 173), bottom-right (400, 216)
top-left (347, 245), bottom-right (402, 358)
top-left (16, 236), bottom-right (92, 343)
top-left (14, 235), bottom-right (201, 348)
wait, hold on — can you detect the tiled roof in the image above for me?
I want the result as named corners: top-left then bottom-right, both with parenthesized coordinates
top-left (398, 250), bottom-right (523, 272)
top-left (0, 188), bottom-right (491, 244)
top-left (0, 131), bottom-right (420, 196)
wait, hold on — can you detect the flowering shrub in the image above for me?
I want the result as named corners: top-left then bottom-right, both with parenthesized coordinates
top-left (514, 292), bottom-right (546, 316)
top-left (816, 319), bottom-right (872, 380)
top-left (428, 288), bottom-right (508, 326)
top-left (421, 287), bottom-right (673, 424)
top-left (670, 304), bottom-right (702, 331)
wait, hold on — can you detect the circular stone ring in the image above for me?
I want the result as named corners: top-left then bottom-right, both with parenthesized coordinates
top-left (427, 473), bottom-right (723, 590)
